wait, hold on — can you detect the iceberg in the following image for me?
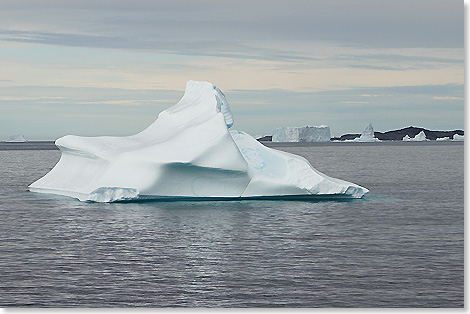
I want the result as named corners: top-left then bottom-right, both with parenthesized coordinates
top-left (355, 123), bottom-right (379, 142)
top-left (272, 126), bottom-right (331, 142)
top-left (29, 81), bottom-right (368, 202)
top-left (342, 123), bottom-right (379, 142)
top-left (7, 134), bottom-right (27, 142)
top-left (403, 130), bottom-right (428, 141)
top-left (453, 134), bottom-right (464, 141)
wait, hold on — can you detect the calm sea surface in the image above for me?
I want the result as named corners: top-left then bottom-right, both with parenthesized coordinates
top-left (0, 142), bottom-right (464, 307)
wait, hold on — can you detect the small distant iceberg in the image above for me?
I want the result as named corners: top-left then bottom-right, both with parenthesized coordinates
top-left (453, 134), bottom-right (464, 141)
top-left (272, 126), bottom-right (331, 142)
top-left (29, 81), bottom-right (368, 202)
top-left (356, 123), bottom-right (378, 142)
top-left (342, 124), bottom-right (380, 142)
top-left (403, 130), bottom-right (428, 141)
top-left (7, 134), bottom-right (27, 142)
top-left (436, 137), bottom-right (450, 141)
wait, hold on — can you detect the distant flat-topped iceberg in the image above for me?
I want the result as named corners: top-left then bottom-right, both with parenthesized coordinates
top-left (29, 81), bottom-right (368, 202)
top-left (272, 126), bottom-right (331, 142)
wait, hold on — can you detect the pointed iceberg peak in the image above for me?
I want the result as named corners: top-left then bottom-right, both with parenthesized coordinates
top-left (167, 80), bottom-right (233, 128)
top-left (362, 123), bottom-right (374, 135)
top-left (351, 123), bottom-right (379, 142)
top-left (340, 123), bottom-right (380, 142)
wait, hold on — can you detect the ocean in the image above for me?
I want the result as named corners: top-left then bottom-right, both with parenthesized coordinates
top-left (0, 141), bottom-right (464, 307)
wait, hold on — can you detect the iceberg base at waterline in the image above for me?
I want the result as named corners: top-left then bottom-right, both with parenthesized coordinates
top-left (29, 81), bottom-right (369, 202)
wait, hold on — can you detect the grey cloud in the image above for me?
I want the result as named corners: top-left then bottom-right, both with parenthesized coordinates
top-left (95, 0), bottom-right (463, 49)
top-left (311, 83), bottom-right (464, 97)
top-left (230, 83), bottom-right (463, 97)
top-left (338, 54), bottom-right (463, 64)
top-left (335, 53), bottom-right (464, 71)
top-left (0, 30), bottom-right (319, 62)
top-left (346, 64), bottom-right (417, 71)
top-left (2, 28), bottom-right (459, 71)
top-left (0, 0), bottom-right (463, 51)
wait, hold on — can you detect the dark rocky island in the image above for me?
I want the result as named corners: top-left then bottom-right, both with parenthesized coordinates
top-left (257, 135), bottom-right (272, 141)
top-left (258, 126), bottom-right (464, 142)
top-left (332, 126), bottom-right (464, 141)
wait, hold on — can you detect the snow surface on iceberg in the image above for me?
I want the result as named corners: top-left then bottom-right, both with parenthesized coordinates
top-left (29, 81), bottom-right (368, 202)
top-left (272, 126), bottom-right (331, 142)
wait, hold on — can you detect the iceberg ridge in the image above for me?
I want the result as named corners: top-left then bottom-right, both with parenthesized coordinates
top-left (29, 81), bottom-right (368, 202)
top-left (403, 130), bottom-right (429, 141)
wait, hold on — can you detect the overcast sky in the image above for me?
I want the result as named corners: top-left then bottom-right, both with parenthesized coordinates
top-left (0, 0), bottom-right (464, 139)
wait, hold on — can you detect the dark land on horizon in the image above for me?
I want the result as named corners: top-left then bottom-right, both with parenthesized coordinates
top-left (257, 126), bottom-right (464, 142)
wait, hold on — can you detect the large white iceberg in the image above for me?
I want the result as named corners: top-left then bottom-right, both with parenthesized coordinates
top-left (29, 81), bottom-right (368, 202)
top-left (453, 134), bottom-right (464, 141)
top-left (403, 130), bottom-right (428, 141)
top-left (7, 134), bottom-right (27, 142)
top-left (272, 126), bottom-right (331, 142)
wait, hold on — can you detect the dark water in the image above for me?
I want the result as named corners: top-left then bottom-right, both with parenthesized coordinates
top-left (0, 141), bottom-right (57, 150)
top-left (0, 142), bottom-right (464, 307)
